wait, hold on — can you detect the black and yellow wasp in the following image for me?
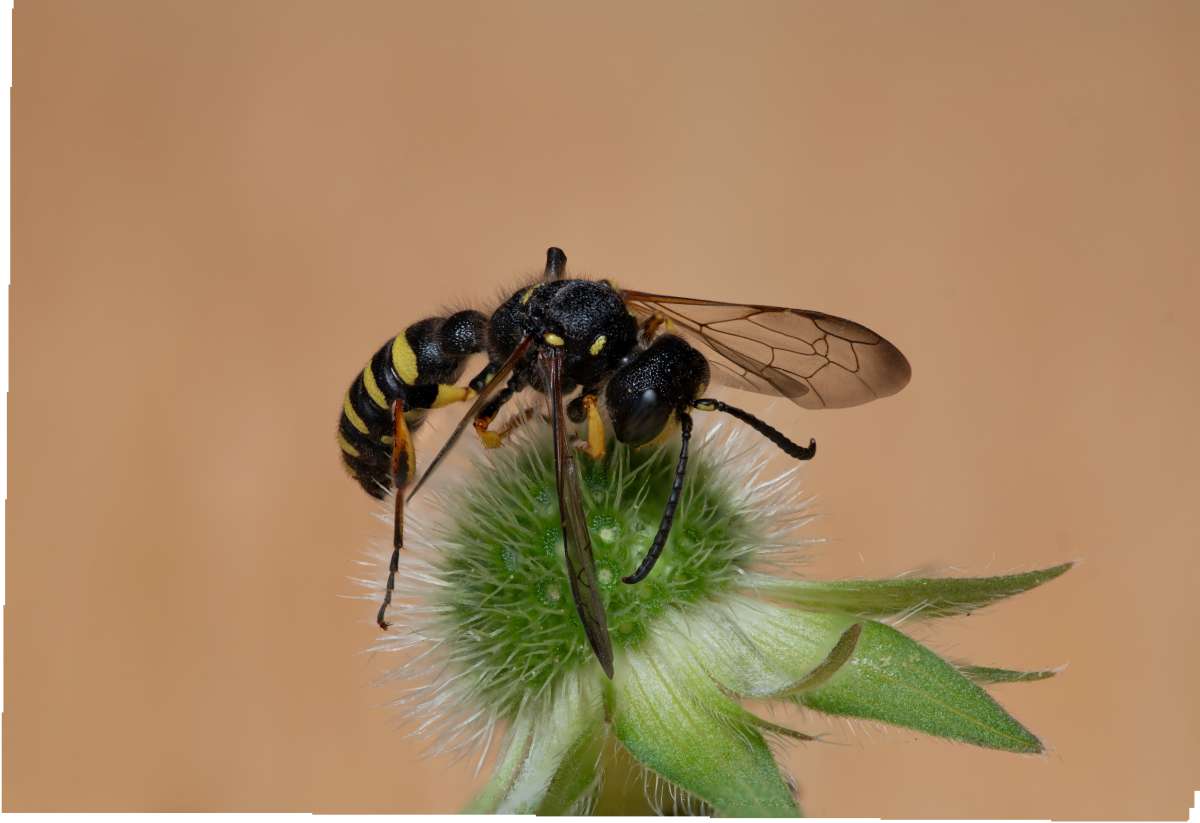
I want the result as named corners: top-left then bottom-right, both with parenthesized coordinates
top-left (338, 248), bottom-right (910, 677)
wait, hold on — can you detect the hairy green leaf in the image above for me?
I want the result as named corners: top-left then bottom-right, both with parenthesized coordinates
top-left (796, 621), bottom-right (1044, 753)
top-left (610, 635), bottom-right (800, 817)
top-left (743, 562), bottom-right (1072, 619)
top-left (466, 674), bottom-right (604, 814)
top-left (960, 664), bottom-right (1063, 684)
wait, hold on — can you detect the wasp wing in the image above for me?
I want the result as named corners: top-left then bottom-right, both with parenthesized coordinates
top-left (407, 335), bottom-right (532, 501)
top-left (621, 291), bottom-right (911, 409)
top-left (542, 348), bottom-right (615, 678)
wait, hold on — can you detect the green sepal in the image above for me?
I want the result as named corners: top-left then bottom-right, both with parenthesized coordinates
top-left (796, 621), bottom-right (1044, 753)
top-left (534, 693), bottom-right (608, 814)
top-left (463, 708), bottom-right (535, 813)
top-left (670, 596), bottom-right (861, 699)
top-left (465, 674), bottom-right (604, 814)
top-left (959, 664), bottom-right (1063, 684)
top-left (742, 562), bottom-right (1072, 619)
top-left (609, 635), bottom-right (801, 817)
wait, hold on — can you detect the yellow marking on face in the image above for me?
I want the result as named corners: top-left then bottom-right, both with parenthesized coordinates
top-left (589, 335), bottom-right (607, 356)
top-left (433, 384), bottom-right (474, 408)
top-left (390, 334), bottom-right (419, 384)
top-left (520, 285), bottom-right (538, 305)
top-left (337, 431), bottom-right (361, 458)
top-left (544, 332), bottom-right (565, 347)
top-left (362, 365), bottom-right (388, 409)
top-left (342, 395), bottom-right (369, 434)
top-left (637, 416), bottom-right (678, 450)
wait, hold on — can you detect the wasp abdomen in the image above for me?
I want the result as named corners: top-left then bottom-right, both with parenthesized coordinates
top-left (338, 310), bottom-right (485, 497)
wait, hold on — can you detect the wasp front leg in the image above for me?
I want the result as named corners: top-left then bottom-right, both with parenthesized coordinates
top-left (578, 395), bottom-right (607, 460)
top-left (566, 387), bottom-right (607, 460)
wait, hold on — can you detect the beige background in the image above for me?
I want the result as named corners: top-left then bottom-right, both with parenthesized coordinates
top-left (7, 0), bottom-right (1199, 816)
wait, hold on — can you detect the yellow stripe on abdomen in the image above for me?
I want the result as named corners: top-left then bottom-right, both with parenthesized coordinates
top-left (343, 394), bottom-right (369, 434)
top-left (362, 364), bottom-right (389, 409)
top-left (391, 334), bottom-right (419, 384)
top-left (337, 431), bottom-right (361, 458)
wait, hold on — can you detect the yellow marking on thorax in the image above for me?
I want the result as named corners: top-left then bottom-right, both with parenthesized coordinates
top-left (589, 335), bottom-right (607, 356)
top-left (337, 431), bottom-right (361, 458)
top-left (342, 395), bottom-right (369, 434)
top-left (520, 285), bottom-right (539, 304)
top-left (390, 334), bottom-right (419, 384)
top-left (362, 365), bottom-right (389, 409)
top-left (544, 332), bottom-right (565, 346)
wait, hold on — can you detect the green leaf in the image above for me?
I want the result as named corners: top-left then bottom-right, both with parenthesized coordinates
top-left (959, 663), bottom-right (1063, 684)
top-left (610, 634), bottom-right (801, 817)
top-left (742, 562), bottom-right (1073, 619)
top-left (796, 621), bottom-right (1044, 753)
top-left (465, 673), bottom-right (605, 814)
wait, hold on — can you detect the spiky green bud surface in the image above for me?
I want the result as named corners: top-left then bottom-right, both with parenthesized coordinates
top-left (361, 421), bottom-right (1069, 816)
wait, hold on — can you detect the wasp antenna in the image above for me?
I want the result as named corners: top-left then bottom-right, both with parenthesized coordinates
top-left (624, 410), bottom-right (694, 585)
top-left (693, 398), bottom-right (816, 461)
top-left (544, 247), bottom-right (567, 281)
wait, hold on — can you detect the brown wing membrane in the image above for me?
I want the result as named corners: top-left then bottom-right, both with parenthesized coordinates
top-left (622, 291), bottom-right (911, 409)
top-left (542, 348), bottom-right (615, 678)
top-left (407, 336), bottom-right (532, 501)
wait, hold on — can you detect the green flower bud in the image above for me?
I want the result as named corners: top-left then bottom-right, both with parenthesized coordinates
top-left (361, 420), bottom-right (1070, 815)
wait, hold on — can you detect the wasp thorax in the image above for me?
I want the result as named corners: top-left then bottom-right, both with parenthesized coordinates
top-left (425, 428), bottom-right (760, 714)
top-left (537, 281), bottom-right (638, 385)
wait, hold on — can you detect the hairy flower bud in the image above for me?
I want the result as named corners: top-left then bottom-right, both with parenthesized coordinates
top-left (358, 420), bottom-right (1069, 815)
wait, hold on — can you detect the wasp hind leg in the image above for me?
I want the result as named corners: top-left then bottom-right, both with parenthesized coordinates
top-left (378, 399), bottom-right (416, 630)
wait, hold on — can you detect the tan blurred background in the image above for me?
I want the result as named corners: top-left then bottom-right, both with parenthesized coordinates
top-left (7, 0), bottom-right (1198, 816)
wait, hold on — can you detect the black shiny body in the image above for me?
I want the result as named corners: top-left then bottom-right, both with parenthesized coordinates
top-left (606, 335), bottom-right (711, 446)
top-left (339, 246), bottom-right (893, 660)
top-left (484, 278), bottom-right (639, 397)
top-left (338, 310), bottom-right (486, 497)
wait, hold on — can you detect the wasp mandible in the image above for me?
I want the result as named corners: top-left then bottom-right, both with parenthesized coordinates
top-left (338, 248), bottom-right (911, 677)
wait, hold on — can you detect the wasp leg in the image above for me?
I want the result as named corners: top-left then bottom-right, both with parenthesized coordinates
top-left (379, 398), bottom-right (416, 630)
top-left (467, 363), bottom-right (496, 393)
top-left (473, 378), bottom-right (530, 449)
top-left (477, 405), bottom-right (538, 449)
top-left (639, 311), bottom-right (672, 344)
top-left (693, 398), bottom-right (816, 460)
top-left (623, 410), bottom-right (693, 584)
top-left (576, 394), bottom-right (606, 460)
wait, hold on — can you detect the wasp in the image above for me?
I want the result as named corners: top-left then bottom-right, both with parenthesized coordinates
top-left (338, 248), bottom-right (911, 677)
